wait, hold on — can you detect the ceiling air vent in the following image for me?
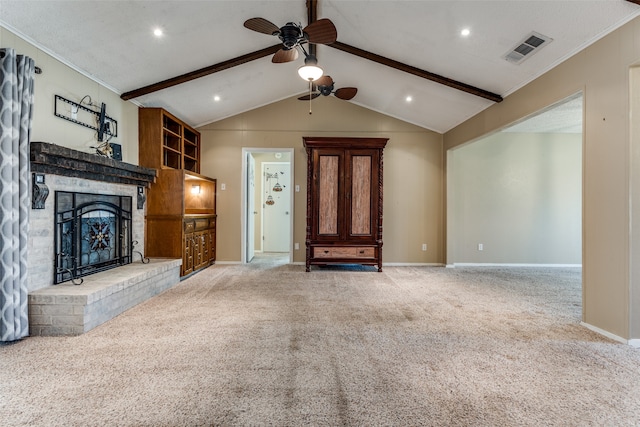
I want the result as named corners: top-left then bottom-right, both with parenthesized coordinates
top-left (504, 32), bottom-right (552, 64)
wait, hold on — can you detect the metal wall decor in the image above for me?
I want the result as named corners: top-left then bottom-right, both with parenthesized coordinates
top-left (265, 171), bottom-right (286, 206)
top-left (54, 95), bottom-right (118, 138)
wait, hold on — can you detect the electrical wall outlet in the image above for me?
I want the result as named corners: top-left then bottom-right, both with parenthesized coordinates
top-left (294, 243), bottom-right (300, 250)
top-left (295, 184), bottom-right (300, 192)
top-left (422, 243), bottom-right (427, 251)
top-left (478, 243), bottom-right (484, 251)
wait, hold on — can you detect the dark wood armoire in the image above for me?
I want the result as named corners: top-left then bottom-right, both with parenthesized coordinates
top-left (303, 136), bottom-right (388, 272)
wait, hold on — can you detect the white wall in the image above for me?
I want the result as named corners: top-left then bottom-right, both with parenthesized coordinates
top-left (448, 131), bottom-right (582, 265)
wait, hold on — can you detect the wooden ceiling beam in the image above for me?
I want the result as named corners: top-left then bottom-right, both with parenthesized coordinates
top-left (328, 41), bottom-right (503, 103)
top-left (307, 0), bottom-right (317, 57)
top-left (120, 44), bottom-right (282, 100)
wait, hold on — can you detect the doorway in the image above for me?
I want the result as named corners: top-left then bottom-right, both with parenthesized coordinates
top-left (241, 148), bottom-right (294, 264)
top-left (262, 161), bottom-right (291, 253)
top-left (446, 93), bottom-right (583, 267)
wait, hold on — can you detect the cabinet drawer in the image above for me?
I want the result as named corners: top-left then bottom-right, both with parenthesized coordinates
top-left (314, 246), bottom-right (375, 259)
top-left (194, 218), bottom-right (209, 231)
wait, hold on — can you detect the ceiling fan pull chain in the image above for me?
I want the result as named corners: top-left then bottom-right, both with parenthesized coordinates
top-left (309, 80), bottom-right (313, 115)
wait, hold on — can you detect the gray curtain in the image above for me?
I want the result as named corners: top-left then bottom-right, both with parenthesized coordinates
top-left (0, 48), bottom-right (35, 342)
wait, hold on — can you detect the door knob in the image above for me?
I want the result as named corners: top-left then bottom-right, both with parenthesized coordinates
top-left (285, 211), bottom-right (289, 215)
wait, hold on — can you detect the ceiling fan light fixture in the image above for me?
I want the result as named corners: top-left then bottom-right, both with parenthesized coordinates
top-left (298, 54), bottom-right (323, 81)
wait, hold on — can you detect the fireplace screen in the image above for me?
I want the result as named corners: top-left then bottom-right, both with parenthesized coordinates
top-left (54, 191), bottom-right (132, 284)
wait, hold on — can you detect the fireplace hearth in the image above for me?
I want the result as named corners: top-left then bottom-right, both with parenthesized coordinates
top-left (55, 191), bottom-right (132, 284)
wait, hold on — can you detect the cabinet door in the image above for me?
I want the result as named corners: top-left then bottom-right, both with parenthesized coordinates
top-left (193, 231), bottom-right (203, 269)
top-left (312, 148), bottom-right (345, 240)
top-left (346, 149), bottom-right (379, 241)
top-left (183, 232), bottom-right (194, 275)
top-left (208, 229), bottom-right (216, 262)
top-left (199, 231), bottom-right (209, 269)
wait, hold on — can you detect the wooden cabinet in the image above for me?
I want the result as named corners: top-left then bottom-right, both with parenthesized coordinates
top-left (304, 137), bottom-right (387, 272)
top-left (182, 215), bottom-right (216, 276)
top-left (139, 108), bottom-right (200, 173)
top-left (139, 107), bottom-right (216, 276)
top-left (143, 169), bottom-right (217, 276)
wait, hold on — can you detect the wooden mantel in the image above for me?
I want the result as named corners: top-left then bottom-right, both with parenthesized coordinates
top-left (30, 141), bottom-right (157, 187)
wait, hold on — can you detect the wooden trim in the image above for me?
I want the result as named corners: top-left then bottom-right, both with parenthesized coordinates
top-left (307, 0), bottom-right (317, 57)
top-left (121, 45), bottom-right (282, 100)
top-left (625, 0), bottom-right (640, 5)
top-left (303, 136), bottom-right (388, 149)
top-left (328, 41), bottom-right (503, 103)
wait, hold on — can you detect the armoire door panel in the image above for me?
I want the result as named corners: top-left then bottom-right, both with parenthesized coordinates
top-left (351, 155), bottom-right (372, 235)
top-left (318, 155), bottom-right (339, 235)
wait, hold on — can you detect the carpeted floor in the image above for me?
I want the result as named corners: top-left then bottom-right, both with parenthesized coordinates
top-left (2, 256), bottom-right (640, 426)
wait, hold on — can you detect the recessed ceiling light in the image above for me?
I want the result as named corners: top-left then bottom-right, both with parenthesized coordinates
top-left (213, 95), bottom-right (221, 102)
top-left (153, 28), bottom-right (163, 37)
top-left (405, 96), bottom-right (413, 103)
top-left (461, 28), bottom-right (471, 37)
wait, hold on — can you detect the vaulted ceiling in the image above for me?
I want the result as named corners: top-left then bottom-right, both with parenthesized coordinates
top-left (1, 1), bottom-right (639, 133)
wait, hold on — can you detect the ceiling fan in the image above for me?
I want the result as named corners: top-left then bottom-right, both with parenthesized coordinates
top-left (243, 17), bottom-right (337, 63)
top-left (121, 0), bottom-right (502, 104)
top-left (298, 76), bottom-right (357, 101)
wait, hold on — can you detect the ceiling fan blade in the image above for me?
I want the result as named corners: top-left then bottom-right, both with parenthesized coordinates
top-left (315, 75), bottom-right (334, 87)
top-left (303, 18), bottom-right (337, 44)
top-left (335, 87), bottom-right (358, 100)
top-left (298, 93), bottom-right (321, 101)
top-left (272, 48), bottom-right (299, 63)
top-left (244, 17), bottom-right (280, 35)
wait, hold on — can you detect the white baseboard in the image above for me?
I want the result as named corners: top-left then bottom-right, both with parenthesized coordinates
top-left (383, 263), bottom-right (445, 267)
top-left (580, 322), bottom-right (640, 347)
top-left (290, 262), bottom-right (445, 267)
top-left (213, 261), bottom-right (242, 265)
top-left (451, 263), bottom-right (582, 268)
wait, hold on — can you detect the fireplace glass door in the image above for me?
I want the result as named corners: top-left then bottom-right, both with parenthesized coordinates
top-left (54, 191), bottom-right (132, 284)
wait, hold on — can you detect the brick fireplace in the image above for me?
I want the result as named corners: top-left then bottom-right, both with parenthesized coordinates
top-left (27, 142), bottom-right (182, 336)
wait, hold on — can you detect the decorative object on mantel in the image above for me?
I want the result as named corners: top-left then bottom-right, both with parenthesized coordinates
top-left (53, 95), bottom-right (118, 158)
top-left (31, 173), bottom-right (49, 209)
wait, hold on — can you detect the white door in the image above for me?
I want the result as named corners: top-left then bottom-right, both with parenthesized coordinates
top-left (247, 153), bottom-right (256, 262)
top-left (262, 162), bottom-right (291, 252)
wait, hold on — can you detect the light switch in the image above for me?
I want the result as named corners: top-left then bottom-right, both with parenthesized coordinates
top-left (221, 183), bottom-right (226, 190)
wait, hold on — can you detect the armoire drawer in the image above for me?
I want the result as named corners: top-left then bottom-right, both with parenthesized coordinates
top-left (314, 246), bottom-right (375, 259)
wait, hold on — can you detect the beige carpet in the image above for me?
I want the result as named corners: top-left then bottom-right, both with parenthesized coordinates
top-left (2, 257), bottom-right (640, 426)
